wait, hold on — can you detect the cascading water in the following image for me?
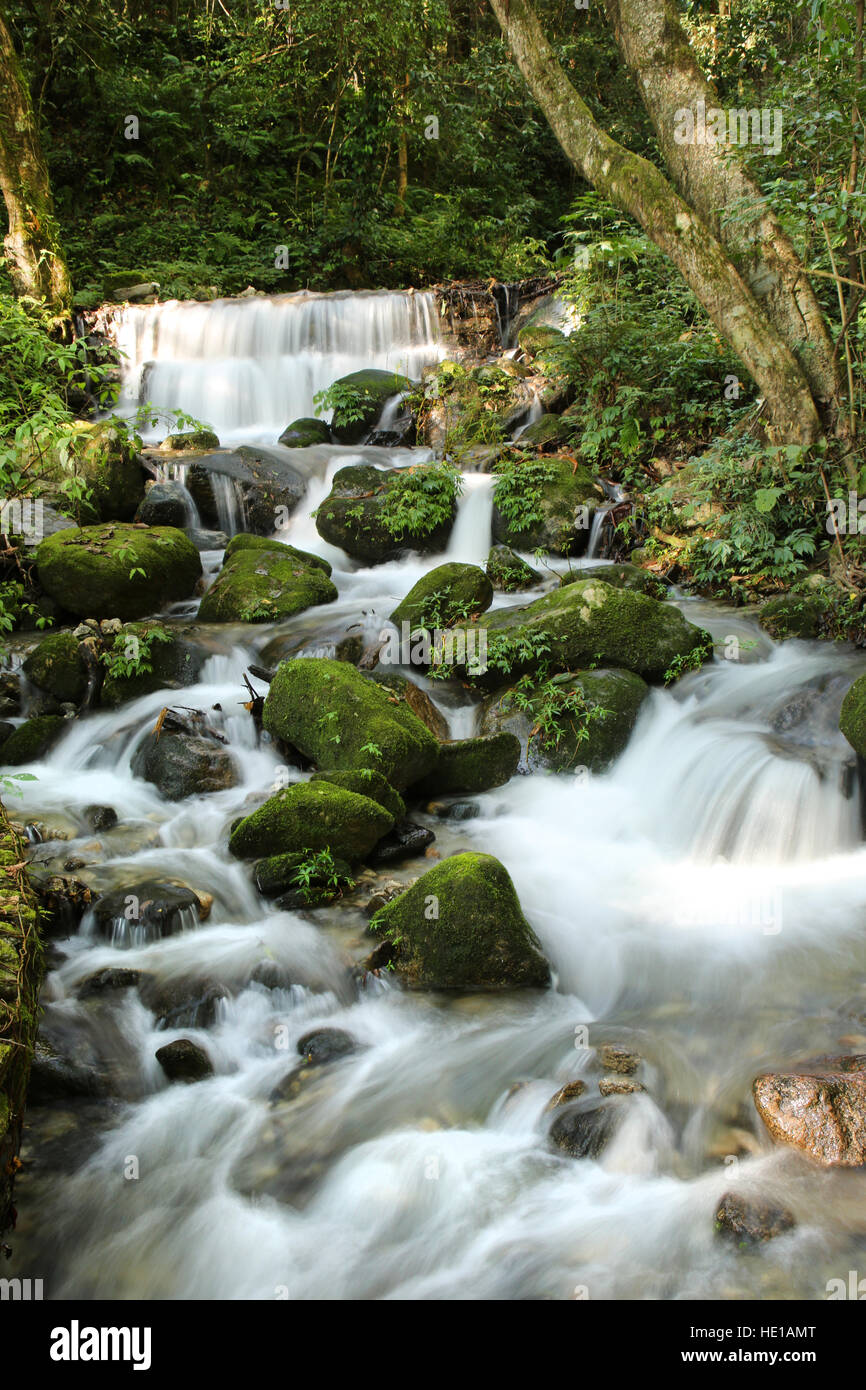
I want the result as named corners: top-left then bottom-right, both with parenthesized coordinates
top-left (8, 291), bottom-right (866, 1305)
top-left (113, 290), bottom-right (446, 444)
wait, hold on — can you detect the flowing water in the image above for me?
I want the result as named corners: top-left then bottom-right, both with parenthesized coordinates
top-left (8, 292), bottom-right (866, 1302)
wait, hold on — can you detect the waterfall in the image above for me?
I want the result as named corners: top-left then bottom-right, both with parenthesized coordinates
top-left (112, 290), bottom-right (445, 444)
top-left (209, 474), bottom-right (246, 535)
top-left (445, 473), bottom-right (494, 566)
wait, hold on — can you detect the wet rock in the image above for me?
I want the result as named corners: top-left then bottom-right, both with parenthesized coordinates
top-left (26, 868), bottom-right (94, 936)
top-left (545, 1079), bottom-right (587, 1110)
top-left (90, 881), bottom-right (202, 946)
top-left (0, 715), bottom-right (67, 765)
top-left (253, 850), bottom-right (352, 900)
top-left (184, 446), bottom-right (308, 534)
top-left (198, 534), bottom-right (337, 623)
top-left (135, 480), bottom-right (194, 528)
top-left (759, 593), bottom-right (825, 641)
top-left (99, 623), bottom-right (208, 707)
top-left (155, 1038), bottom-right (214, 1083)
top-left (28, 1038), bottom-right (107, 1102)
top-left (367, 671), bottom-right (450, 741)
top-left (714, 1192), bottom-right (795, 1245)
top-left (22, 419), bottom-right (145, 523)
top-left (415, 732), bottom-right (521, 796)
top-left (77, 967), bottom-right (142, 1000)
top-left (83, 805), bottom-right (118, 832)
top-left (368, 851), bottom-right (550, 991)
top-left (370, 819), bottom-right (435, 864)
top-left (492, 455), bottom-right (601, 556)
top-left (159, 429), bottom-right (220, 451)
top-left (549, 1102), bottom-right (622, 1159)
top-left (840, 676), bottom-right (866, 759)
top-left (22, 632), bottom-right (89, 706)
top-left (131, 719), bottom-right (238, 800)
top-left (486, 545), bottom-right (543, 593)
top-left (600, 1044), bottom-right (641, 1075)
top-left (428, 799), bottom-right (480, 821)
top-left (315, 462), bottom-right (456, 563)
top-left (229, 779), bottom-right (394, 862)
top-left (753, 1055), bottom-right (866, 1166)
top-left (139, 975), bottom-right (229, 1029)
top-left (599, 1077), bottom-right (645, 1097)
top-left (310, 768), bottom-right (405, 821)
top-left (363, 878), bottom-right (414, 917)
top-left (35, 523), bottom-right (202, 621)
top-left (326, 369), bottom-right (410, 445)
top-left (278, 417), bottom-right (331, 448)
top-left (263, 658), bottom-right (439, 792)
top-left (390, 562), bottom-right (493, 630)
top-left (187, 528), bottom-right (229, 552)
top-left (296, 1028), bottom-right (357, 1065)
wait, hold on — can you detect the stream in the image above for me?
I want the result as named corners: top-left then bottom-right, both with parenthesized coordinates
top-left (8, 291), bottom-right (866, 1301)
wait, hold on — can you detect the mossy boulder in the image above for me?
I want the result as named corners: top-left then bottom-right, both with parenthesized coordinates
top-left (759, 592), bottom-right (826, 641)
top-left (415, 732), bottom-right (521, 796)
top-left (228, 780), bottom-right (393, 862)
top-left (840, 674), bottom-right (866, 758)
top-left (100, 624), bottom-right (207, 707)
top-left (278, 417), bottom-right (332, 448)
top-left (22, 632), bottom-right (88, 705)
top-left (325, 369), bottom-right (410, 445)
top-left (35, 523), bottom-right (202, 621)
top-left (367, 671), bottom-right (450, 740)
top-left (514, 413), bottom-right (571, 448)
top-left (517, 324), bottom-right (567, 359)
top-left (468, 578), bottom-right (711, 687)
top-left (391, 562), bottom-right (493, 629)
top-left (315, 462), bottom-right (457, 563)
top-left (263, 658), bottom-right (439, 791)
top-left (253, 851), bottom-right (353, 899)
top-left (492, 455), bottom-right (601, 555)
top-left (198, 537), bottom-right (337, 623)
top-left (481, 668), bottom-right (650, 773)
top-left (0, 715), bottom-right (66, 765)
top-left (561, 563), bottom-right (668, 599)
top-left (486, 545), bottom-right (543, 593)
top-left (160, 430), bottom-right (220, 452)
top-left (310, 769), bottom-right (405, 821)
top-left (26, 421), bottom-right (145, 523)
top-left (370, 852), bottom-right (550, 990)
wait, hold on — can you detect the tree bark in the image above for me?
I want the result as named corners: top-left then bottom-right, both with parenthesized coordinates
top-left (0, 5), bottom-right (72, 316)
top-left (489, 0), bottom-right (821, 445)
top-left (602, 0), bottom-right (842, 418)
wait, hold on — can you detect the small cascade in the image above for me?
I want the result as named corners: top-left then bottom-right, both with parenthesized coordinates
top-left (445, 474), bottom-right (495, 566)
top-left (152, 460), bottom-right (202, 528)
top-left (112, 289), bottom-right (445, 443)
top-left (209, 474), bottom-right (246, 536)
top-left (586, 482), bottom-right (626, 559)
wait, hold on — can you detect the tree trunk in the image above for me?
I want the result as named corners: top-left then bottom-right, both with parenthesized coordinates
top-left (0, 5), bottom-right (72, 317)
top-left (602, 0), bottom-right (842, 419)
top-left (488, 0), bottom-right (821, 445)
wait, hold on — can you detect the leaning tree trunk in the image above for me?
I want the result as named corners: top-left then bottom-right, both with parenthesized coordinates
top-left (489, 0), bottom-right (822, 446)
top-left (0, 6), bottom-right (71, 317)
top-left (603, 0), bottom-right (843, 422)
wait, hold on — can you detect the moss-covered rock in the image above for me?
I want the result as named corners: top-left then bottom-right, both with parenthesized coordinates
top-left (0, 715), bottom-right (67, 764)
top-left (326, 369), bottom-right (410, 444)
top-left (35, 523), bottom-right (202, 621)
top-left (99, 624), bottom-right (208, 707)
top-left (840, 674), bottom-right (866, 758)
top-left (315, 462), bottom-right (457, 563)
top-left (517, 324), bottom-right (567, 359)
top-left (391, 562), bottom-right (493, 629)
top-left (481, 668), bottom-right (649, 773)
top-left (160, 430), bottom-right (220, 451)
top-left (25, 420), bottom-right (145, 523)
top-left (22, 632), bottom-right (88, 705)
top-left (561, 563), bottom-right (668, 599)
top-left (228, 780), bottom-right (393, 862)
top-left (468, 578), bottom-right (711, 686)
top-left (486, 545), bottom-right (543, 592)
top-left (253, 850), bottom-right (353, 899)
top-left (514, 413), bottom-right (571, 448)
top-left (310, 769), bottom-right (405, 821)
top-left (278, 417), bottom-right (332, 448)
top-left (264, 658), bottom-right (439, 791)
top-left (367, 671), bottom-right (450, 740)
top-left (415, 732), bottom-right (521, 796)
top-left (492, 455), bottom-right (601, 555)
top-left (370, 852), bottom-right (550, 990)
top-left (759, 592), bottom-right (826, 641)
top-left (198, 537), bottom-right (337, 623)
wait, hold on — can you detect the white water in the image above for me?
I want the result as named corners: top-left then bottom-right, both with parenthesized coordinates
top-left (113, 290), bottom-right (445, 444)
top-left (10, 292), bottom-right (866, 1303)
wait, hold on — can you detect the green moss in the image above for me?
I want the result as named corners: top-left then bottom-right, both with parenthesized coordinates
top-left (517, 324), bottom-right (567, 359)
top-left (198, 538), bottom-right (337, 623)
top-left (253, 849), bottom-right (353, 898)
top-left (323, 369), bottom-right (410, 444)
top-left (278, 417), bottom-right (332, 448)
top-left (759, 593), bottom-right (825, 641)
top-left (35, 523), bottom-right (202, 620)
top-left (228, 779), bottom-right (393, 862)
top-left (0, 715), bottom-right (66, 764)
top-left (391, 562), bottom-right (493, 629)
top-left (22, 632), bottom-right (88, 704)
top-left (100, 623), bottom-right (206, 707)
top-left (315, 462), bottom-right (458, 563)
top-left (310, 769), bottom-right (405, 821)
top-left (415, 732), bottom-right (521, 795)
top-left (162, 429), bottom-right (220, 450)
top-left (840, 674), bottom-right (866, 758)
top-left (263, 658), bottom-right (439, 791)
top-left (371, 852), bottom-right (550, 990)
top-left (492, 454), bottom-right (601, 555)
top-left (484, 668), bottom-right (650, 772)
top-left (486, 545), bottom-right (542, 593)
top-left (26, 420), bottom-right (145, 523)
top-left (223, 534), bottom-right (331, 572)
top-left (469, 578), bottom-right (712, 686)
top-left (561, 563), bottom-right (668, 599)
